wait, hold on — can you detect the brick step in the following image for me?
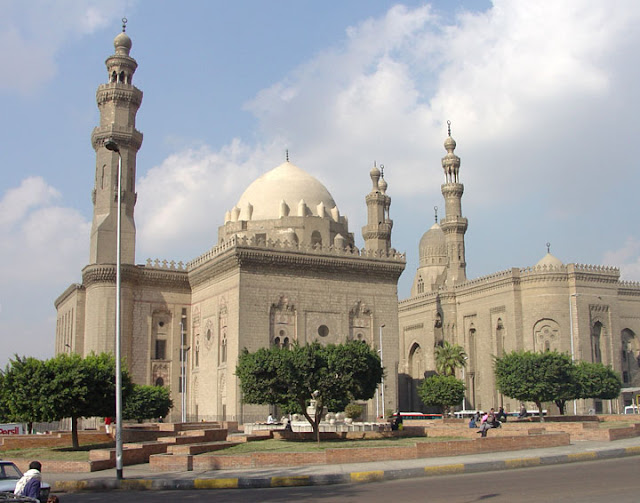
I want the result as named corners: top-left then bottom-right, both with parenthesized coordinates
top-left (167, 440), bottom-right (240, 455)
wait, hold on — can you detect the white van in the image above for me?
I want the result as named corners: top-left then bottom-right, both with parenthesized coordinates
top-left (624, 405), bottom-right (639, 414)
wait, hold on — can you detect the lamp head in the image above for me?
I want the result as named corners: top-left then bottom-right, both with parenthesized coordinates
top-left (104, 139), bottom-right (120, 153)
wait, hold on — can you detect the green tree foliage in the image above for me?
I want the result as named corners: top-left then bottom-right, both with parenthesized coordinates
top-left (494, 350), bottom-right (574, 421)
top-left (417, 374), bottom-right (465, 415)
top-left (123, 384), bottom-right (173, 423)
top-left (42, 353), bottom-right (133, 448)
top-left (434, 341), bottom-right (467, 377)
top-left (236, 341), bottom-right (382, 440)
top-left (575, 361), bottom-right (622, 401)
top-left (1, 356), bottom-right (49, 431)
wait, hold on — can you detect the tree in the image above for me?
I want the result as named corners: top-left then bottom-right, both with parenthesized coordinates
top-left (1, 356), bottom-right (50, 432)
top-left (42, 353), bottom-right (133, 448)
top-left (124, 384), bottom-right (173, 423)
top-left (236, 341), bottom-right (382, 441)
top-left (434, 341), bottom-right (467, 377)
top-left (575, 361), bottom-right (622, 401)
top-left (417, 374), bottom-right (465, 416)
top-left (494, 350), bottom-right (574, 422)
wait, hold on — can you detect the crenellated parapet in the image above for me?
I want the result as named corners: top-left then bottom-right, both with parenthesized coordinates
top-left (82, 262), bottom-right (189, 290)
top-left (144, 258), bottom-right (187, 270)
top-left (187, 234), bottom-right (406, 289)
top-left (187, 234), bottom-right (405, 270)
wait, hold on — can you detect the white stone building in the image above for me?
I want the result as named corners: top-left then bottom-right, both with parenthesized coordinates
top-left (55, 27), bottom-right (640, 423)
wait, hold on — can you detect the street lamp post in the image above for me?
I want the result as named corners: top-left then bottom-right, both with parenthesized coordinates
top-left (461, 356), bottom-right (468, 411)
top-left (569, 293), bottom-right (578, 415)
top-left (104, 139), bottom-right (123, 480)
top-left (379, 324), bottom-right (385, 418)
top-left (180, 314), bottom-right (189, 423)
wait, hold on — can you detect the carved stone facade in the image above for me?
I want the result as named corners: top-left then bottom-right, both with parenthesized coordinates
top-left (54, 27), bottom-right (405, 423)
top-left (54, 26), bottom-right (640, 424)
top-left (399, 132), bottom-right (640, 415)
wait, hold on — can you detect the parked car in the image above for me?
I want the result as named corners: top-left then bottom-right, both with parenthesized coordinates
top-left (624, 405), bottom-right (639, 414)
top-left (0, 493), bottom-right (39, 503)
top-left (0, 461), bottom-right (50, 503)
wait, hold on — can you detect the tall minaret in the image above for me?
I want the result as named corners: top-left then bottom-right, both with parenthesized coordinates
top-left (440, 122), bottom-right (468, 284)
top-left (362, 163), bottom-right (393, 252)
top-left (82, 22), bottom-right (143, 357)
top-left (89, 19), bottom-right (143, 265)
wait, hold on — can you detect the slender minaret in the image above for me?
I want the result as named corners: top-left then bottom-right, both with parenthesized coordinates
top-left (440, 122), bottom-right (467, 283)
top-left (89, 19), bottom-right (143, 265)
top-left (82, 21), bottom-right (143, 356)
top-left (362, 163), bottom-right (392, 252)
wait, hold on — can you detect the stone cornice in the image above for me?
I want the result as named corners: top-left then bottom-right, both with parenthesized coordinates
top-left (54, 283), bottom-right (85, 309)
top-left (91, 126), bottom-right (143, 152)
top-left (96, 86), bottom-right (143, 108)
top-left (188, 250), bottom-right (241, 289)
top-left (188, 242), bottom-right (406, 288)
top-left (81, 263), bottom-right (190, 291)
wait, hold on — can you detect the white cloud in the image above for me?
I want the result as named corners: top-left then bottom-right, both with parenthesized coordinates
top-left (0, 177), bottom-right (89, 285)
top-left (135, 139), bottom-right (285, 262)
top-left (0, 0), bottom-right (131, 94)
top-left (137, 0), bottom-right (640, 265)
top-left (0, 177), bottom-right (89, 366)
top-left (603, 238), bottom-right (640, 282)
top-left (0, 177), bottom-right (60, 228)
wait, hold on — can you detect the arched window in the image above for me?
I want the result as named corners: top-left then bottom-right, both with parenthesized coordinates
top-left (621, 329), bottom-right (637, 384)
top-left (311, 231), bottom-right (322, 248)
top-left (417, 277), bottom-right (424, 294)
top-left (533, 319), bottom-right (560, 353)
top-left (408, 343), bottom-right (425, 379)
top-left (592, 322), bottom-right (603, 363)
top-left (496, 319), bottom-right (505, 356)
top-left (221, 333), bottom-right (227, 363)
top-left (155, 377), bottom-right (164, 387)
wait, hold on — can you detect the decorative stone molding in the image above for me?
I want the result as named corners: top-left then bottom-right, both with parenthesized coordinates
top-left (54, 283), bottom-right (84, 308)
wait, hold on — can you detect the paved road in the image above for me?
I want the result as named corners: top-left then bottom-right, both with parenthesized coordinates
top-left (55, 456), bottom-right (640, 502)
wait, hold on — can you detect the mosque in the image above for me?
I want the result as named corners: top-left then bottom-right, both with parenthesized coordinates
top-left (54, 26), bottom-right (640, 422)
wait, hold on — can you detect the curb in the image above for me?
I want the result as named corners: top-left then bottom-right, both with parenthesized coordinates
top-left (51, 445), bottom-right (640, 493)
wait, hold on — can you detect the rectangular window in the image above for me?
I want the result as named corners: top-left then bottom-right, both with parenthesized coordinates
top-left (155, 339), bottom-right (166, 360)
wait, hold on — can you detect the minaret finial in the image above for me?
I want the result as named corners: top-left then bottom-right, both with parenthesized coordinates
top-left (286, 149), bottom-right (289, 162)
top-left (434, 206), bottom-right (438, 223)
top-left (447, 120), bottom-right (451, 137)
top-left (380, 164), bottom-right (385, 179)
top-left (546, 242), bottom-right (551, 254)
top-left (122, 17), bottom-right (128, 32)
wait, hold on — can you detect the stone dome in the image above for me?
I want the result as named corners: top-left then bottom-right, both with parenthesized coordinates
top-left (235, 161), bottom-right (338, 221)
top-left (419, 223), bottom-right (447, 266)
top-left (536, 252), bottom-right (563, 268)
top-left (114, 31), bottom-right (132, 55)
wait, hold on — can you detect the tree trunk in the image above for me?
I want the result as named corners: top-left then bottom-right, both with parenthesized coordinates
top-left (71, 416), bottom-right (80, 448)
top-left (535, 401), bottom-right (545, 422)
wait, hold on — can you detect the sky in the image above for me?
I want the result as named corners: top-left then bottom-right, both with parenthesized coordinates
top-left (1, 0), bottom-right (639, 368)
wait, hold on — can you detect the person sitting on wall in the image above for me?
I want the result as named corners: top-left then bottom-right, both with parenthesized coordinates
top-left (496, 406), bottom-right (507, 423)
top-left (391, 412), bottom-right (403, 431)
top-left (518, 403), bottom-right (528, 419)
top-left (267, 414), bottom-right (275, 424)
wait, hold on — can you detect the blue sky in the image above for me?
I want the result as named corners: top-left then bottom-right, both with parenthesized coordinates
top-left (1, 0), bottom-right (639, 367)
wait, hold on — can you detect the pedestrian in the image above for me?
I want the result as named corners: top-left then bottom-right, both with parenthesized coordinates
top-left (391, 411), bottom-right (403, 431)
top-left (14, 460), bottom-right (42, 500)
top-left (104, 416), bottom-right (113, 434)
top-left (518, 403), bottom-right (528, 419)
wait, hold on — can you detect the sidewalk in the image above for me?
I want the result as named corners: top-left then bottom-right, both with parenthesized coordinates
top-left (47, 436), bottom-right (640, 492)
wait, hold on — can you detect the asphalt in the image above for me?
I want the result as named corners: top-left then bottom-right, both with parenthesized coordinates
top-left (45, 435), bottom-right (640, 492)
